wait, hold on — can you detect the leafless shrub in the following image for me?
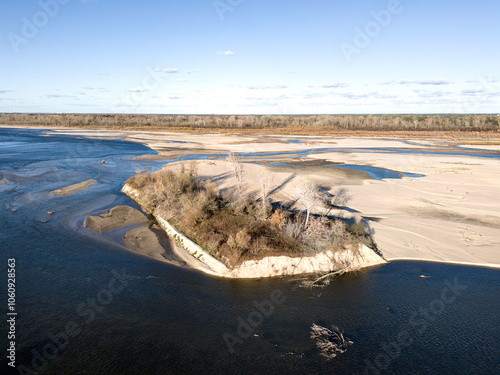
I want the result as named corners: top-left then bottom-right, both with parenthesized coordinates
top-left (283, 220), bottom-right (302, 239)
top-left (331, 219), bottom-right (350, 249)
top-left (250, 236), bottom-right (268, 255)
top-left (302, 216), bottom-right (332, 252)
top-left (305, 216), bottom-right (330, 237)
top-left (310, 323), bottom-right (353, 360)
top-left (259, 173), bottom-right (274, 214)
top-left (235, 229), bottom-right (251, 250)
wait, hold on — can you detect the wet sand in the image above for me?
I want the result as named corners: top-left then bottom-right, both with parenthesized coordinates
top-left (51, 179), bottom-right (96, 197)
top-left (84, 205), bottom-right (148, 233)
top-left (123, 223), bottom-right (184, 266)
top-left (84, 205), bottom-right (185, 267)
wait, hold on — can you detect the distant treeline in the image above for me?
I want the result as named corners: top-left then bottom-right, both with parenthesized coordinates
top-left (1, 113), bottom-right (499, 132)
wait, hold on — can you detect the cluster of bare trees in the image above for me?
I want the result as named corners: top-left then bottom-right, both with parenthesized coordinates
top-left (1, 113), bottom-right (499, 132)
top-left (223, 156), bottom-right (375, 258)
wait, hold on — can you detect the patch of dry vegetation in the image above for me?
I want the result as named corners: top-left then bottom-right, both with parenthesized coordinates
top-left (2, 113), bottom-right (499, 134)
top-left (125, 163), bottom-right (376, 267)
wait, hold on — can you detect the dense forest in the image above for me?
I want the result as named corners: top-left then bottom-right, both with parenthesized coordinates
top-left (1, 113), bottom-right (499, 133)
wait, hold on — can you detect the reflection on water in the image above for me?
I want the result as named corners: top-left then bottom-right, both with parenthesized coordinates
top-left (0, 128), bottom-right (499, 375)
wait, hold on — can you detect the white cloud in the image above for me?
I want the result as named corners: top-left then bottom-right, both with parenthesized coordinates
top-left (155, 68), bottom-right (179, 73)
top-left (317, 83), bottom-right (348, 89)
top-left (126, 88), bottom-right (148, 93)
top-left (459, 89), bottom-right (499, 96)
top-left (217, 50), bottom-right (235, 55)
top-left (248, 85), bottom-right (288, 90)
top-left (46, 94), bottom-right (77, 99)
top-left (185, 69), bottom-right (201, 74)
top-left (302, 92), bottom-right (330, 99)
top-left (413, 90), bottom-right (452, 98)
top-left (466, 77), bottom-right (498, 84)
top-left (461, 89), bottom-right (484, 95)
top-left (340, 92), bottom-right (370, 100)
top-left (383, 79), bottom-right (451, 86)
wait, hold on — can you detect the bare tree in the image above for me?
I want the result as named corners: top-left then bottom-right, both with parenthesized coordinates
top-left (331, 187), bottom-right (351, 207)
top-left (259, 173), bottom-right (274, 209)
top-left (227, 152), bottom-right (244, 197)
top-left (296, 178), bottom-right (323, 228)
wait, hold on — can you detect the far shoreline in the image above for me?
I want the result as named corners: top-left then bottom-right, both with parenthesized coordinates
top-left (2, 123), bottom-right (500, 142)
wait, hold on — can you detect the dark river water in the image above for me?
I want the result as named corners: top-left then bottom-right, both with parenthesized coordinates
top-left (0, 128), bottom-right (499, 375)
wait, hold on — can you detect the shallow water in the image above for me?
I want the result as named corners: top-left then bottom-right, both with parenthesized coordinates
top-left (0, 128), bottom-right (499, 375)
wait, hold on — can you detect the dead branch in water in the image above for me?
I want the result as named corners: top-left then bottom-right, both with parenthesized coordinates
top-left (312, 268), bottom-right (348, 285)
top-left (310, 323), bottom-right (353, 360)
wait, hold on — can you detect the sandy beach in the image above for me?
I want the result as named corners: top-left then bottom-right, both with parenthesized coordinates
top-left (4, 125), bottom-right (500, 268)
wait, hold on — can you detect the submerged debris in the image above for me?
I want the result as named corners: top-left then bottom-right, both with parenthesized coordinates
top-left (310, 323), bottom-right (353, 360)
top-left (299, 268), bottom-right (348, 288)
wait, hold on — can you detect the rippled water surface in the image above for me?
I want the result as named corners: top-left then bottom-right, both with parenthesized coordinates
top-left (0, 128), bottom-right (499, 375)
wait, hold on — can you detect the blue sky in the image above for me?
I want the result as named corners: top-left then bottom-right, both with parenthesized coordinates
top-left (1, 0), bottom-right (499, 114)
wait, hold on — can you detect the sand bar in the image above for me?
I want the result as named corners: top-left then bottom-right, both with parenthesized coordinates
top-left (51, 179), bottom-right (96, 197)
top-left (84, 205), bottom-right (148, 233)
